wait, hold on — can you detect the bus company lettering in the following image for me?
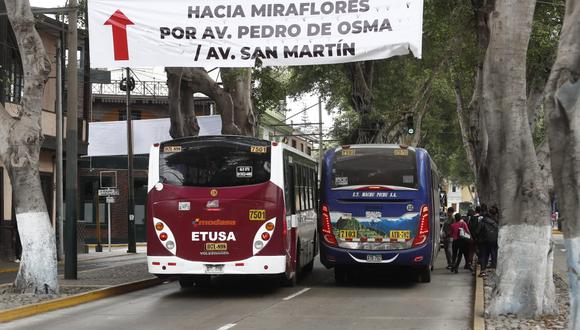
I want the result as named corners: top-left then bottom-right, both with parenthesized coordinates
top-left (352, 192), bottom-right (398, 198)
top-left (192, 231), bottom-right (237, 242)
top-left (194, 218), bottom-right (236, 226)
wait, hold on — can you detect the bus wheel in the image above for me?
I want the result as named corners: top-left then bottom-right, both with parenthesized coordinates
top-left (417, 266), bottom-right (431, 283)
top-left (179, 276), bottom-right (194, 288)
top-left (194, 275), bottom-right (211, 288)
top-left (334, 267), bottom-right (349, 285)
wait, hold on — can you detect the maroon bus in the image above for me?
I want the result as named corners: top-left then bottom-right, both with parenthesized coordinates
top-left (146, 136), bottom-right (318, 287)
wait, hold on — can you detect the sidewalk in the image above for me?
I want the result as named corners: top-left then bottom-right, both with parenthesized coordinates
top-left (0, 244), bottom-right (163, 323)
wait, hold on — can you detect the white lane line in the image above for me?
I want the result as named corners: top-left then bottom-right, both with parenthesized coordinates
top-left (283, 287), bottom-right (311, 301)
top-left (216, 324), bottom-right (236, 330)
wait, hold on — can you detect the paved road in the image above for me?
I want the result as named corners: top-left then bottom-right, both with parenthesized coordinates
top-left (0, 253), bottom-right (473, 330)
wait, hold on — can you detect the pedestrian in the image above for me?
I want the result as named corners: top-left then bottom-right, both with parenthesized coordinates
top-left (442, 207), bottom-right (455, 269)
top-left (450, 213), bottom-right (471, 273)
top-left (478, 205), bottom-right (499, 277)
top-left (466, 208), bottom-right (478, 271)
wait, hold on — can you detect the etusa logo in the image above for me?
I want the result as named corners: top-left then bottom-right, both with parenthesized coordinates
top-left (192, 231), bottom-right (236, 242)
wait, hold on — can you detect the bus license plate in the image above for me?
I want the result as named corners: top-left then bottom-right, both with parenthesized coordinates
top-left (389, 230), bottom-right (410, 240)
top-left (367, 255), bottom-right (382, 263)
top-left (205, 264), bottom-right (224, 274)
top-left (205, 243), bottom-right (227, 251)
top-left (339, 230), bottom-right (357, 239)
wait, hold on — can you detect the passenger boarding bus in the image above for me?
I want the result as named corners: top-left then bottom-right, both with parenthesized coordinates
top-left (147, 136), bottom-right (318, 287)
top-left (318, 144), bottom-right (441, 283)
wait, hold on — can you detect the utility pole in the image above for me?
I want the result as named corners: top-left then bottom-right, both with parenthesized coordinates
top-left (126, 68), bottom-right (136, 253)
top-left (56, 38), bottom-right (64, 261)
top-left (64, 0), bottom-right (78, 280)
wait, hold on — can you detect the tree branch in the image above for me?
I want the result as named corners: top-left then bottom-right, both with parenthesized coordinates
top-left (454, 79), bottom-right (477, 176)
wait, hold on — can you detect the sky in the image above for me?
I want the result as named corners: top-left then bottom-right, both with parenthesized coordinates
top-left (29, 0), bottom-right (336, 135)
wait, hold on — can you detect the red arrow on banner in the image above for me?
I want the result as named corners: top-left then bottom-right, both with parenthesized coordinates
top-left (104, 10), bottom-right (134, 61)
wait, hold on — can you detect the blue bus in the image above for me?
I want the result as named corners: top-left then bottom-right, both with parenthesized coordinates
top-left (318, 144), bottom-right (441, 283)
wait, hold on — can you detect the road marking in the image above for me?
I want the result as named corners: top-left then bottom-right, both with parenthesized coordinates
top-left (560, 249), bottom-right (566, 252)
top-left (216, 324), bottom-right (236, 330)
top-left (283, 287), bottom-right (311, 301)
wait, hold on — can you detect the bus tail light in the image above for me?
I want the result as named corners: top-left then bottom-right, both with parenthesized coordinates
top-left (321, 204), bottom-right (337, 246)
top-left (154, 218), bottom-right (177, 255)
top-left (412, 205), bottom-right (429, 247)
top-left (253, 218), bottom-right (276, 255)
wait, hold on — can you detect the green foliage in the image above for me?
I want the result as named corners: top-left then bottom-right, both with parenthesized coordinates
top-left (250, 0), bottom-right (563, 186)
top-left (251, 66), bottom-right (290, 117)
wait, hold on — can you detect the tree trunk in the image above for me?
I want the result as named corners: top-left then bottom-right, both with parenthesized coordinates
top-left (347, 62), bottom-right (374, 143)
top-left (221, 68), bottom-right (256, 137)
top-left (179, 75), bottom-right (200, 137)
top-left (480, 1), bottom-right (555, 317)
top-left (165, 67), bottom-right (240, 137)
top-left (0, 0), bottom-right (58, 294)
top-left (166, 68), bottom-right (186, 138)
top-left (454, 80), bottom-right (477, 177)
top-left (544, 2), bottom-right (580, 328)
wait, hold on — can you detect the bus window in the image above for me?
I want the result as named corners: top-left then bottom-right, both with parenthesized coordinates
top-left (332, 148), bottom-right (418, 189)
top-left (286, 163), bottom-right (296, 214)
top-left (159, 140), bottom-right (271, 187)
top-left (294, 165), bottom-right (301, 212)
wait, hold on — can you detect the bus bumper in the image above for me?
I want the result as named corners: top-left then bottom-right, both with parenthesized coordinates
top-left (147, 255), bottom-right (287, 275)
top-left (319, 243), bottom-right (432, 269)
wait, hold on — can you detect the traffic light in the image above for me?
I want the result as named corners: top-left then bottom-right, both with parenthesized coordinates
top-left (406, 115), bottom-right (415, 134)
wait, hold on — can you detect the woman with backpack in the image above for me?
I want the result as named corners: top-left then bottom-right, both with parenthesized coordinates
top-left (450, 213), bottom-right (472, 273)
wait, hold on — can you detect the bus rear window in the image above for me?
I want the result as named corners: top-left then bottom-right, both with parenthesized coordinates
top-left (332, 147), bottom-right (418, 189)
top-left (159, 140), bottom-right (271, 187)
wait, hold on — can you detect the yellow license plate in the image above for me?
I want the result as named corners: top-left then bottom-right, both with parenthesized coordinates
top-left (250, 146), bottom-right (268, 153)
top-left (205, 243), bottom-right (228, 251)
top-left (389, 230), bottom-right (410, 240)
top-left (339, 230), bottom-right (357, 239)
top-left (394, 149), bottom-right (409, 156)
top-left (249, 209), bottom-right (266, 221)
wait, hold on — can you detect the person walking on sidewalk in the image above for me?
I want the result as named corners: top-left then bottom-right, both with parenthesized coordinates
top-left (442, 207), bottom-right (455, 269)
top-left (450, 213), bottom-right (471, 273)
top-left (479, 206), bottom-right (499, 277)
top-left (465, 208), bottom-right (478, 272)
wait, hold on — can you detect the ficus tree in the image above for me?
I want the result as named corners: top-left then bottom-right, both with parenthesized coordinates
top-left (544, 1), bottom-right (580, 327)
top-left (0, 0), bottom-right (58, 294)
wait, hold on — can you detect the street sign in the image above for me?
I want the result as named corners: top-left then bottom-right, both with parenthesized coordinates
top-left (98, 188), bottom-right (120, 197)
top-left (88, 0), bottom-right (424, 68)
top-left (106, 196), bottom-right (116, 204)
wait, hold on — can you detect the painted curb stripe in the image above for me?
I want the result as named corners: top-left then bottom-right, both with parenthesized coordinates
top-left (0, 268), bottom-right (18, 274)
top-left (0, 277), bottom-right (164, 323)
top-left (473, 266), bottom-right (485, 330)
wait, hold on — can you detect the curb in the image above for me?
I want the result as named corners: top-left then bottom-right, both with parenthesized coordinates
top-left (0, 277), bottom-right (164, 323)
top-left (473, 265), bottom-right (485, 330)
top-left (0, 267), bottom-right (18, 274)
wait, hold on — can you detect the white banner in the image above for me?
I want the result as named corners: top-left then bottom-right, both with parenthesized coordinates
top-left (87, 116), bottom-right (222, 157)
top-left (88, 0), bottom-right (423, 68)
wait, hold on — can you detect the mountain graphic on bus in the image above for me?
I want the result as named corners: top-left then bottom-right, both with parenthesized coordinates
top-left (334, 217), bottom-right (384, 237)
top-left (332, 213), bottom-right (419, 239)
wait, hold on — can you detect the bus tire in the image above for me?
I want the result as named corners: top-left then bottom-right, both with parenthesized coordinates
top-left (417, 266), bottom-right (431, 283)
top-left (280, 273), bottom-right (297, 287)
top-left (194, 275), bottom-right (211, 288)
top-left (304, 235), bottom-right (315, 272)
top-left (334, 267), bottom-right (349, 285)
top-left (179, 276), bottom-right (194, 288)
